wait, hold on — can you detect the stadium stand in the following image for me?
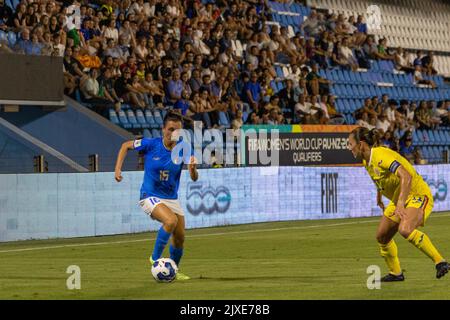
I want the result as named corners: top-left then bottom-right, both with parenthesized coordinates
top-left (0, 0), bottom-right (449, 165)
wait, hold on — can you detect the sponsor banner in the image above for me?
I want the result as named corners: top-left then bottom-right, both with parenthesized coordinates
top-left (1, 165), bottom-right (449, 242)
top-left (243, 132), bottom-right (359, 166)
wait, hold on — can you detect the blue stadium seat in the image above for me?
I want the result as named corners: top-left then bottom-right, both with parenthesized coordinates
top-left (412, 130), bottom-right (419, 144)
top-left (153, 110), bottom-right (163, 127)
top-left (7, 31), bottom-right (17, 47)
top-left (117, 110), bottom-right (131, 129)
top-left (143, 129), bottom-right (152, 138)
top-left (444, 131), bottom-right (450, 144)
top-left (0, 30), bottom-right (7, 43)
top-left (108, 109), bottom-right (120, 126)
top-left (218, 111), bottom-right (231, 128)
top-left (126, 110), bottom-right (141, 129)
top-left (347, 71), bottom-right (356, 84)
top-left (437, 130), bottom-right (446, 145)
top-left (342, 99), bottom-right (351, 113)
top-left (144, 110), bottom-right (158, 128)
top-left (136, 109), bottom-right (150, 129)
top-left (275, 66), bottom-right (284, 78)
top-left (416, 130), bottom-right (424, 145)
top-left (151, 129), bottom-right (161, 138)
top-left (432, 146), bottom-right (441, 161)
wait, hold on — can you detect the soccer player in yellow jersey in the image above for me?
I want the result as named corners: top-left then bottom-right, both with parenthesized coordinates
top-left (348, 127), bottom-right (449, 281)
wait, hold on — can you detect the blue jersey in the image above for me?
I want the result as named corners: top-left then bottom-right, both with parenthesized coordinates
top-left (133, 137), bottom-right (191, 200)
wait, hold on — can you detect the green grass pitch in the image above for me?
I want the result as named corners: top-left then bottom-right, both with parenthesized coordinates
top-left (1, 212), bottom-right (449, 300)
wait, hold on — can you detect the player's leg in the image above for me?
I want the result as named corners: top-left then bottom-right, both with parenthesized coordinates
top-left (398, 203), bottom-right (449, 278)
top-left (170, 214), bottom-right (185, 266)
top-left (376, 212), bottom-right (403, 281)
top-left (150, 204), bottom-right (179, 262)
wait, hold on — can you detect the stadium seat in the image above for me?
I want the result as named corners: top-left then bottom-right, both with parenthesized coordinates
top-left (143, 129), bottom-right (152, 138)
top-left (0, 30), bottom-right (7, 43)
top-left (144, 110), bottom-right (158, 129)
top-left (126, 110), bottom-right (141, 129)
top-left (108, 109), bottom-right (120, 126)
top-left (136, 109), bottom-right (150, 129)
top-left (153, 110), bottom-right (163, 127)
top-left (117, 110), bottom-right (131, 129)
top-left (218, 112), bottom-right (231, 129)
top-left (7, 31), bottom-right (17, 47)
top-left (151, 129), bottom-right (161, 138)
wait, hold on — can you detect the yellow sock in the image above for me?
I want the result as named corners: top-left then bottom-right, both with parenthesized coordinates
top-left (379, 240), bottom-right (402, 275)
top-left (407, 230), bottom-right (444, 264)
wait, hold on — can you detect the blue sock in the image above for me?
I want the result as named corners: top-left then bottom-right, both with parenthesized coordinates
top-left (152, 227), bottom-right (171, 261)
top-left (169, 245), bottom-right (184, 266)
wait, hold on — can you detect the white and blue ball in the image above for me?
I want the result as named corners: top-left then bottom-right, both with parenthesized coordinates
top-left (151, 258), bottom-right (178, 282)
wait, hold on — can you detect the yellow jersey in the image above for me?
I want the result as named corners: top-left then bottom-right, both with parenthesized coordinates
top-left (363, 146), bottom-right (429, 202)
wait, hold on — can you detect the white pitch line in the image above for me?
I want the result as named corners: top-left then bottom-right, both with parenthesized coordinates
top-left (1, 213), bottom-right (449, 254)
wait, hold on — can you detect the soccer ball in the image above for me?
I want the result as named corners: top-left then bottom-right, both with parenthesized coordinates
top-left (151, 258), bottom-right (178, 282)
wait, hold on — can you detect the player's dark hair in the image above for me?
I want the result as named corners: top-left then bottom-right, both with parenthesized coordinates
top-left (351, 127), bottom-right (381, 147)
top-left (163, 111), bottom-right (184, 127)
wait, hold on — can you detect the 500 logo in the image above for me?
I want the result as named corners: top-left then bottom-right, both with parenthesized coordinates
top-left (186, 182), bottom-right (232, 215)
top-left (423, 177), bottom-right (447, 202)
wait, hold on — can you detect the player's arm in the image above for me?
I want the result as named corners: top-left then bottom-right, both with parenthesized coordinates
top-left (395, 166), bottom-right (412, 215)
top-left (376, 190), bottom-right (385, 211)
top-left (188, 156), bottom-right (199, 182)
top-left (114, 140), bottom-right (135, 182)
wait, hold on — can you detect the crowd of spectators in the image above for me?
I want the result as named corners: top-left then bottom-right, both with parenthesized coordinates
top-left (354, 96), bottom-right (449, 163)
top-left (0, 0), bottom-right (449, 163)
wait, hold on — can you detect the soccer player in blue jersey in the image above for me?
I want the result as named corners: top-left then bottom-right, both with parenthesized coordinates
top-left (114, 112), bottom-right (198, 281)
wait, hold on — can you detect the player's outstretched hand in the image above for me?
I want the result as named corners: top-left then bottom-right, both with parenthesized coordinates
top-left (115, 170), bottom-right (123, 182)
top-left (188, 156), bottom-right (197, 172)
top-left (377, 199), bottom-right (385, 211)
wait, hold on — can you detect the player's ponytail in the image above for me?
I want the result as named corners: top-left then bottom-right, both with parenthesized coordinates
top-left (351, 127), bottom-right (380, 147)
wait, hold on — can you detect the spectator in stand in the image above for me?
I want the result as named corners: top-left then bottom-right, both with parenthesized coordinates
top-left (400, 131), bottom-right (422, 164)
top-left (244, 72), bottom-right (262, 113)
top-left (0, 0), bottom-right (13, 31)
top-left (99, 68), bottom-right (123, 111)
top-left (326, 95), bottom-right (345, 124)
top-left (435, 100), bottom-right (450, 126)
top-left (394, 47), bottom-right (415, 73)
top-left (81, 68), bottom-right (114, 111)
top-left (306, 63), bottom-right (331, 96)
top-left (173, 89), bottom-right (193, 116)
top-left (277, 79), bottom-right (296, 116)
top-left (301, 10), bottom-right (323, 38)
top-left (335, 37), bottom-right (358, 71)
top-left (380, 130), bottom-right (397, 150)
top-left (413, 50), bottom-right (424, 66)
top-left (355, 97), bottom-right (378, 119)
top-left (377, 38), bottom-right (395, 60)
top-left (421, 51), bottom-right (438, 76)
top-left (376, 112), bottom-right (391, 134)
top-left (166, 68), bottom-right (183, 105)
top-left (356, 111), bottom-right (375, 130)
top-left (414, 65), bottom-right (437, 89)
top-left (415, 100), bottom-right (434, 129)
top-left (363, 35), bottom-right (384, 60)
top-left (114, 67), bottom-right (146, 109)
top-left (354, 15), bottom-right (368, 45)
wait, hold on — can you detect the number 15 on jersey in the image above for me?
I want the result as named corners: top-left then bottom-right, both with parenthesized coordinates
top-left (160, 170), bottom-right (169, 181)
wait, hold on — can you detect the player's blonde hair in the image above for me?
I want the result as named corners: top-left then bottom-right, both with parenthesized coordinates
top-left (350, 127), bottom-right (381, 147)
